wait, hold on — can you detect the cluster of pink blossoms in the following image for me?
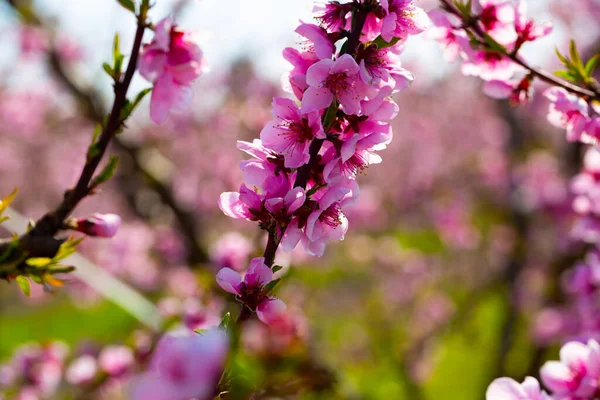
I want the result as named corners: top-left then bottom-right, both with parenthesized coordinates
top-left (218, 0), bottom-right (427, 323)
top-left (0, 341), bottom-right (138, 399)
top-left (487, 340), bottom-right (600, 399)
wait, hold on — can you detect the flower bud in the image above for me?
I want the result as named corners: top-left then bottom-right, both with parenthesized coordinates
top-left (73, 213), bottom-right (121, 238)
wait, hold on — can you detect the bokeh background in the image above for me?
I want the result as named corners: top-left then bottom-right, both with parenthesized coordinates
top-left (1, 0), bottom-right (600, 399)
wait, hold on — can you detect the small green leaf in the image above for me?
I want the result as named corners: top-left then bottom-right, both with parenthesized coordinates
top-left (194, 328), bottom-right (208, 335)
top-left (218, 312), bottom-right (231, 331)
top-left (102, 62), bottom-right (113, 78)
top-left (16, 276), bottom-right (30, 297)
top-left (554, 70), bottom-right (577, 82)
top-left (272, 265), bottom-right (283, 273)
top-left (263, 278), bottom-right (281, 294)
top-left (0, 188), bottom-right (18, 214)
top-left (92, 156), bottom-right (119, 187)
top-left (117, 0), bottom-right (136, 13)
top-left (371, 35), bottom-right (401, 50)
top-left (555, 47), bottom-right (568, 65)
top-left (586, 54), bottom-right (600, 77)
top-left (26, 257), bottom-right (53, 268)
top-left (131, 88), bottom-right (152, 110)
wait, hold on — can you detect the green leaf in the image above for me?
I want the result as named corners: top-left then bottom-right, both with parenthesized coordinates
top-left (272, 265), bottom-right (283, 273)
top-left (262, 278), bottom-right (281, 294)
top-left (371, 35), bottom-right (401, 50)
top-left (218, 312), bottom-right (231, 331)
top-left (0, 188), bottom-right (18, 215)
top-left (569, 40), bottom-right (583, 69)
top-left (102, 62), bottom-right (113, 78)
top-left (555, 47), bottom-right (569, 66)
top-left (26, 257), bottom-right (53, 268)
top-left (131, 88), bottom-right (152, 110)
top-left (585, 54), bottom-right (600, 77)
top-left (16, 276), bottom-right (30, 297)
top-left (194, 328), bottom-right (208, 335)
top-left (92, 156), bottom-right (119, 187)
top-left (554, 70), bottom-right (577, 82)
top-left (117, 0), bottom-right (136, 13)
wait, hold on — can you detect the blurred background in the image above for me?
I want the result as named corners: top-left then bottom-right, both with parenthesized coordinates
top-left (1, 0), bottom-right (600, 399)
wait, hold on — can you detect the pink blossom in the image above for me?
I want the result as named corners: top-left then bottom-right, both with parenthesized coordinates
top-left (461, 46), bottom-right (521, 81)
top-left (65, 356), bottom-right (97, 385)
top-left (477, 0), bottom-right (518, 45)
top-left (545, 87), bottom-right (593, 143)
top-left (260, 97), bottom-right (325, 168)
top-left (129, 330), bottom-right (228, 400)
top-left (313, 2), bottom-right (352, 32)
top-left (514, 1), bottom-right (553, 45)
top-left (210, 232), bottom-right (253, 271)
top-left (356, 43), bottom-right (414, 88)
top-left (282, 47), bottom-right (318, 100)
top-left (98, 345), bottom-right (134, 377)
top-left (282, 186), bottom-right (350, 257)
top-left (486, 377), bottom-right (548, 400)
top-left (295, 22), bottom-right (335, 60)
top-left (540, 340), bottom-right (600, 397)
top-left (426, 9), bottom-right (467, 62)
top-left (302, 54), bottom-right (364, 115)
top-left (216, 257), bottom-right (273, 296)
top-left (380, 0), bottom-right (430, 43)
top-left (139, 17), bottom-right (204, 124)
top-left (484, 75), bottom-right (532, 105)
top-left (74, 213), bottom-right (121, 238)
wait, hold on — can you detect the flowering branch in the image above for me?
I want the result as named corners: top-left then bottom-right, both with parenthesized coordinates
top-left (0, 1), bottom-right (151, 277)
top-left (438, 0), bottom-right (600, 101)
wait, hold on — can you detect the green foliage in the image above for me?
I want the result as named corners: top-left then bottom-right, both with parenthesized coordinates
top-left (555, 40), bottom-right (599, 87)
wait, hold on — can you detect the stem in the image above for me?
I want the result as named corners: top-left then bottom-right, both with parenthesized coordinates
top-left (439, 0), bottom-right (600, 100)
top-left (263, 232), bottom-right (280, 268)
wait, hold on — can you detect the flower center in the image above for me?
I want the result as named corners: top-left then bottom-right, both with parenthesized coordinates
top-left (319, 204), bottom-right (343, 227)
top-left (325, 72), bottom-right (350, 95)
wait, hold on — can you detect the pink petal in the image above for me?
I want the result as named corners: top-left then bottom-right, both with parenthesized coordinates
top-left (486, 377), bottom-right (527, 400)
top-left (256, 298), bottom-right (287, 325)
top-left (218, 192), bottom-right (251, 219)
top-left (284, 187), bottom-right (306, 214)
top-left (216, 268), bottom-right (242, 294)
top-left (331, 54), bottom-right (359, 75)
top-left (246, 257), bottom-right (273, 286)
top-left (306, 58), bottom-right (334, 86)
top-left (295, 23), bottom-right (334, 60)
top-left (301, 85), bottom-right (334, 113)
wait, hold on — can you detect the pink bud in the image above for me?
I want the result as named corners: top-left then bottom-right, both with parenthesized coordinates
top-left (98, 345), bottom-right (135, 377)
top-left (74, 213), bottom-right (121, 238)
top-left (65, 355), bottom-right (97, 385)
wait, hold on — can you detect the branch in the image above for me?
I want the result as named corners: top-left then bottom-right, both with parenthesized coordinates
top-left (4, 0), bottom-right (208, 265)
top-left (0, 2), bottom-right (150, 274)
top-left (439, 0), bottom-right (600, 100)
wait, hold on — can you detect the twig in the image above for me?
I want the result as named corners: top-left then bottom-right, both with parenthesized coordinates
top-left (439, 0), bottom-right (600, 100)
top-left (0, 1), bottom-right (150, 274)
